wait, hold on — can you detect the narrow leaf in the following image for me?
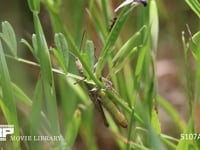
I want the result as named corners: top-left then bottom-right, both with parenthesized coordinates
top-left (149, 0), bottom-right (159, 51)
top-left (185, 0), bottom-right (200, 18)
top-left (0, 40), bottom-right (20, 149)
top-left (0, 21), bottom-right (17, 57)
top-left (65, 109), bottom-right (82, 149)
top-left (27, 0), bottom-right (40, 12)
top-left (85, 40), bottom-right (94, 72)
top-left (55, 33), bottom-right (69, 72)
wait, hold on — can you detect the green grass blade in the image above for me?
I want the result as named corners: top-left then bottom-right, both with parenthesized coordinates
top-left (177, 118), bottom-right (198, 150)
top-left (149, 0), bottom-right (159, 51)
top-left (189, 31), bottom-right (200, 60)
top-left (33, 14), bottom-right (60, 136)
top-left (112, 25), bottom-right (147, 69)
top-left (21, 38), bottom-right (34, 55)
top-left (73, 0), bottom-right (84, 45)
top-left (126, 108), bottom-right (135, 150)
top-left (85, 40), bottom-right (95, 72)
top-left (81, 106), bottom-right (97, 150)
top-left (151, 108), bottom-right (161, 134)
top-left (54, 33), bottom-right (69, 72)
top-left (32, 34), bottom-right (39, 60)
top-left (185, 0), bottom-right (200, 18)
top-left (30, 77), bottom-right (43, 150)
top-left (113, 47), bottom-right (138, 73)
top-left (27, 0), bottom-right (40, 12)
top-left (96, 6), bottom-right (132, 77)
top-left (86, 6), bottom-right (107, 43)
top-left (52, 48), bottom-right (68, 73)
top-left (65, 77), bottom-right (91, 105)
top-left (182, 31), bottom-right (194, 116)
top-left (0, 40), bottom-right (20, 149)
top-left (42, 1), bottom-right (102, 87)
top-left (0, 21), bottom-right (17, 57)
top-left (65, 109), bottom-right (82, 149)
top-left (12, 83), bottom-right (32, 106)
top-left (101, 0), bottom-right (109, 30)
top-left (148, 125), bottom-right (166, 150)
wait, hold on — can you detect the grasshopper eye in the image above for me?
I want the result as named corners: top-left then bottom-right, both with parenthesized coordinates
top-left (114, 0), bottom-right (147, 12)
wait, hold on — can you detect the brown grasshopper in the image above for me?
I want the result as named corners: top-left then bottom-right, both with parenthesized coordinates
top-left (75, 58), bottom-right (128, 128)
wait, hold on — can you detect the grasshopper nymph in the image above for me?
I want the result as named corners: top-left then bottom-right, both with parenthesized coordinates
top-left (75, 59), bottom-right (128, 128)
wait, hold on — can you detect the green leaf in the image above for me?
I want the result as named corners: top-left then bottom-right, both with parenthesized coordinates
top-left (32, 34), bottom-right (39, 60)
top-left (65, 77), bottom-right (91, 105)
top-left (21, 38), bottom-right (34, 55)
top-left (192, 31), bottom-right (200, 45)
top-left (27, 0), bottom-right (40, 13)
top-left (113, 47), bottom-right (138, 73)
top-left (86, 6), bottom-right (107, 42)
top-left (96, 5), bottom-right (132, 77)
top-left (148, 125), bottom-right (166, 150)
top-left (177, 118), bottom-right (199, 150)
top-left (12, 83), bottom-right (32, 106)
top-left (54, 33), bottom-right (69, 72)
top-left (33, 14), bottom-right (60, 137)
top-left (101, 0), bottom-right (109, 30)
top-left (0, 21), bottom-right (17, 57)
top-left (185, 0), bottom-right (200, 18)
top-left (151, 108), bottom-right (161, 134)
top-left (85, 40), bottom-right (94, 72)
top-left (126, 108), bottom-right (135, 150)
top-left (0, 40), bottom-right (20, 149)
top-left (30, 78), bottom-right (43, 150)
top-left (189, 31), bottom-right (200, 59)
top-left (80, 53), bottom-right (90, 79)
top-left (73, 0), bottom-right (84, 45)
top-left (52, 47), bottom-right (67, 73)
top-left (149, 0), bottom-right (159, 50)
top-left (65, 109), bottom-right (82, 149)
top-left (112, 26), bottom-right (147, 69)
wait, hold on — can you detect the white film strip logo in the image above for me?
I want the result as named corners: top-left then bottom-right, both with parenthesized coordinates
top-left (0, 125), bottom-right (14, 141)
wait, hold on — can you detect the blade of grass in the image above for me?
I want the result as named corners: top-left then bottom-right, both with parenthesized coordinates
top-left (0, 21), bottom-right (17, 57)
top-left (54, 33), bottom-right (69, 73)
top-left (86, 3), bottom-right (108, 42)
top-left (30, 77), bottom-right (43, 150)
top-left (73, 0), bottom-right (84, 45)
top-left (27, 0), bottom-right (40, 13)
top-left (112, 25), bottom-right (147, 70)
top-left (12, 83), bottom-right (32, 106)
top-left (126, 108), bottom-right (135, 150)
top-left (85, 40), bottom-right (95, 73)
top-left (65, 109), bottom-right (82, 150)
top-left (96, 5), bottom-right (132, 77)
top-left (0, 40), bottom-right (20, 149)
top-left (42, 1), bottom-right (103, 87)
top-left (101, 0), bottom-right (109, 30)
top-left (80, 106), bottom-right (97, 150)
top-left (177, 118), bottom-right (198, 150)
top-left (148, 125), bottom-right (165, 150)
top-left (149, 0), bottom-right (159, 51)
top-left (185, 0), bottom-right (200, 18)
top-left (32, 13), bottom-right (60, 137)
top-left (182, 31), bottom-right (193, 115)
